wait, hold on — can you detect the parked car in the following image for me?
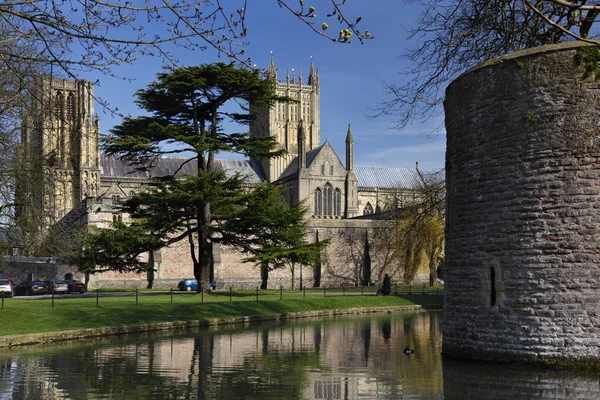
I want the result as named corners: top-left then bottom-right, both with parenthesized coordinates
top-left (45, 280), bottom-right (69, 294)
top-left (177, 278), bottom-right (197, 291)
top-left (65, 280), bottom-right (87, 294)
top-left (177, 279), bottom-right (216, 291)
top-left (0, 279), bottom-right (13, 297)
top-left (14, 280), bottom-right (48, 296)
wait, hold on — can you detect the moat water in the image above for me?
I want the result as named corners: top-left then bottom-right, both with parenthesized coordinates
top-left (0, 311), bottom-right (599, 399)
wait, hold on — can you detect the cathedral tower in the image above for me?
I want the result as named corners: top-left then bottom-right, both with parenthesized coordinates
top-left (21, 78), bottom-right (100, 227)
top-left (250, 57), bottom-right (320, 182)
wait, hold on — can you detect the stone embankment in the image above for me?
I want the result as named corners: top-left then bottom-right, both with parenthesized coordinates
top-left (0, 305), bottom-right (433, 348)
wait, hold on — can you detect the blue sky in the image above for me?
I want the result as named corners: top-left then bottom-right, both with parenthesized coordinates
top-left (87, 1), bottom-right (445, 171)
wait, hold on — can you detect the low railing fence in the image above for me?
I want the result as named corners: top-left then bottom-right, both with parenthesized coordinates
top-left (0, 283), bottom-right (443, 309)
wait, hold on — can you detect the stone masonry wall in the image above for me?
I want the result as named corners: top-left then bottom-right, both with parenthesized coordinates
top-left (0, 257), bottom-right (83, 283)
top-left (444, 42), bottom-right (600, 365)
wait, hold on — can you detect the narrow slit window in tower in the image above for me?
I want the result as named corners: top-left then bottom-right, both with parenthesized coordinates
top-left (490, 267), bottom-right (497, 307)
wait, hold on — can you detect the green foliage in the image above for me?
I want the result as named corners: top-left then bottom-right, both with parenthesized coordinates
top-left (575, 46), bottom-right (600, 80)
top-left (394, 171), bottom-right (445, 285)
top-left (398, 213), bottom-right (444, 284)
top-left (69, 222), bottom-right (162, 274)
top-left (77, 63), bottom-right (325, 284)
top-left (515, 59), bottom-right (526, 69)
top-left (523, 112), bottom-right (538, 125)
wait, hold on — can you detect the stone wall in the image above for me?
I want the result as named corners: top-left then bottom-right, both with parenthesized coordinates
top-left (0, 256), bottom-right (83, 283)
top-left (84, 215), bottom-right (429, 291)
top-left (212, 218), bottom-right (429, 290)
top-left (444, 42), bottom-right (600, 365)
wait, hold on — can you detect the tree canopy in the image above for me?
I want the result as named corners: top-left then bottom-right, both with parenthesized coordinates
top-left (73, 63), bottom-right (326, 290)
top-left (377, 0), bottom-right (600, 131)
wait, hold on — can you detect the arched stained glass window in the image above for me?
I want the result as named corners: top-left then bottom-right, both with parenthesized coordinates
top-left (363, 202), bottom-right (374, 215)
top-left (314, 188), bottom-right (322, 216)
top-left (333, 189), bottom-right (341, 216)
top-left (324, 184), bottom-right (333, 216)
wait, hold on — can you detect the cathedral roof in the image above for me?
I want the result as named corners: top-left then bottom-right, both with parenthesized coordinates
top-left (277, 144), bottom-right (325, 181)
top-left (100, 154), bottom-right (266, 183)
top-left (354, 165), bottom-right (423, 189)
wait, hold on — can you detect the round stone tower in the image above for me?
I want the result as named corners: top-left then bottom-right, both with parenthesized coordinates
top-left (444, 42), bottom-right (600, 366)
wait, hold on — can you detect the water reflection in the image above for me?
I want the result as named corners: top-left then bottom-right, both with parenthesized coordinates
top-left (5, 312), bottom-right (600, 399)
top-left (443, 359), bottom-right (600, 400)
top-left (0, 312), bottom-right (442, 399)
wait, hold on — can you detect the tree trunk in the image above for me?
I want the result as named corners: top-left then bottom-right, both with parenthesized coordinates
top-left (290, 262), bottom-right (295, 290)
top-left (193, 197), bottom-right (212, 293)
top-left (146, 251), bottom-right (154, 289)
top-left (260, 262), bottom-right (269, 290)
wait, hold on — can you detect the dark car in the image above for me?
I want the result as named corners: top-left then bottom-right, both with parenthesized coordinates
top-left (14, 280), bottom-right (48, 296)
top-left (45, 280), bottom-right (69, 294)
top-left (65, 280), bottom-right (87, 294)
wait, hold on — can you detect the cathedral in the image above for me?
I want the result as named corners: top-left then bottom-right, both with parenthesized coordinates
top-left (19, 60), bottom-right (425, 289)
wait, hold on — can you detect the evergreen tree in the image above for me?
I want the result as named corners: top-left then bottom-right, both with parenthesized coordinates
top-left (73, 63), bottom-right (326, 291)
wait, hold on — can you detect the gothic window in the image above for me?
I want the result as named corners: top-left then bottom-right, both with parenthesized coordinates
top-left (66, 92), bottom-right (75, 121)
top-left (324, 184), bottom-right (333, 216)
top-left (54, 91), bottom-right (63, 120)
top-left (330, 165), bottom-right (334, 176)
top-left (333, 189), bottom-right (341, 216)
top-left (321, 164), bottom-right (325, 176)
top-left (363, 202), bottom-right (374, 215)
top-left (314, 188), bottom-right (322, 216)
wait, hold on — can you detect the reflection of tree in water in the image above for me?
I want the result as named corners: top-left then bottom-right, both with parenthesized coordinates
top-left (189, 334), bottom-right (214, 400)
top-left (0, 313), bottom-right (446, 399)
top-left (443, 358), bottom-right (600, 400)
top-left (3, 338), bottom-right (196, 399)
top-left (380, 320), bottom-right (391, 343)
top-left (362, 323), bottom-right (371, 364)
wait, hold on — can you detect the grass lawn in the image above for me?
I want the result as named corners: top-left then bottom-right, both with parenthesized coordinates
top-left (0, 291), bottom-right (442, 337)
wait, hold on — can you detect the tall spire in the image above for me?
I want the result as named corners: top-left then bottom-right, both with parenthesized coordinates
top-left (308, 56), bottom-right (318, 85)
top-left (266, 51), bottom-right (277, 79)
top-left (346, 124), bottom-right (354, 172)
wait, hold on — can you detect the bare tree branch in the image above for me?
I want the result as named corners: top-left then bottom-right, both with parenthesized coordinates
top-left (376, 0), bottom-right (600, 132)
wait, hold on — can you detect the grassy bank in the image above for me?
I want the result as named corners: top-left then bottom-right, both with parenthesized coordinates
top-left (0, 292), bottom-right (442, 337)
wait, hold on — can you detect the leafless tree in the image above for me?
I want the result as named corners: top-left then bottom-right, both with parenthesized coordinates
top-left (376, 0), bottom-right (600, 132)
top-left (0, 1), bottom-right (370, 81)
top-left (325, 226), bottom-right (403, 287)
